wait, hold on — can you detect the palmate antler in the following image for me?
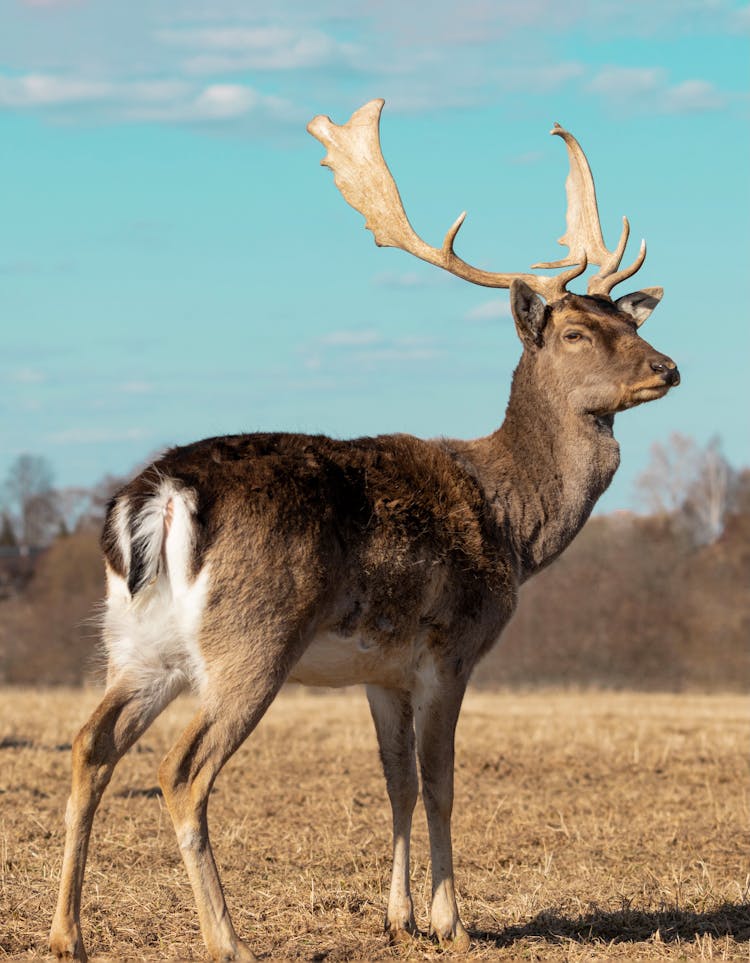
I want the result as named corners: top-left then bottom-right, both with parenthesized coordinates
top-left (307, 99), bottom-right (646, 301)
top-left (532, 124), bottom-right (647, 297)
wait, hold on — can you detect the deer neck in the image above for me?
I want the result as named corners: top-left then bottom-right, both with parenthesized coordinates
top-left (462, 353), bottom-right (621, 580)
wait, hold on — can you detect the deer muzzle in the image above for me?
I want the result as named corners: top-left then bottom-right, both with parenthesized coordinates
top-left (650, 356), bottom-right (680, 387)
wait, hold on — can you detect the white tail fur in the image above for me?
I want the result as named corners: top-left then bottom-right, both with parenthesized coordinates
top-left (113, 479), bottom-right (198, 597)
top-left (103, 481), bottom-right (208, 695)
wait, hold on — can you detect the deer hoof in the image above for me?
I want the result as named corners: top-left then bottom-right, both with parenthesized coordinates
top-left (434, 920), bottom-right (471, 952)
top-left (386, 919), bottom-right (418, 944)
top-left (214, 941), bottom-right (258, 962)
top-left (49, 929), bottom-right (88, 962)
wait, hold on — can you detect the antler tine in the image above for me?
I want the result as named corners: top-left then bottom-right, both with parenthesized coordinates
top-left (532, 123), bottom-right (646, 297)
top-left (307, 99), bottom-right (583, 302)
top-left (589, 237), bottom-right (647, 296)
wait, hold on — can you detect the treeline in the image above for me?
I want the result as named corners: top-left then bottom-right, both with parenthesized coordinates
top-left (0, 437), bottom-right (748, 689)
top-left (477, 435), bottom-right (750, 689)
top-left (0, 453), bottom-right (123, 553)
top-left (473, 479), bottom-right (750, 690)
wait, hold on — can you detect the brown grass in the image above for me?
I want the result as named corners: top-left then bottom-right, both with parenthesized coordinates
top-left (1, 687), bottom-right (749, 961)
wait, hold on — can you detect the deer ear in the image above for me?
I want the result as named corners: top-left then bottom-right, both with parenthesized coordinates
top-left (615, 287), bottom-right (663, 327)
top-left (510, 280), bottom-right (547, 348)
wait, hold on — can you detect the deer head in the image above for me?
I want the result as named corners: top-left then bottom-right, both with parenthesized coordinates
top-left (307, 98), bottom-right (679, 418)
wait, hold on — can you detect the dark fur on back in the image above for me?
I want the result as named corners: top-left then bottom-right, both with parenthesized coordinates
top-left (103, 431), bottom-right (514, 668)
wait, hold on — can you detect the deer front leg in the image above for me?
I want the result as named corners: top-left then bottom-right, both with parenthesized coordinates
top-left (413, 671), bottom-right (470, 951)
top-left (366, 685), bottom-right (418, 942)
top-left (50, 679), bottom-right (178, 961)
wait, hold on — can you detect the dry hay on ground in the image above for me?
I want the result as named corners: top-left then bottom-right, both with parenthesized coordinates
top-left (1, 687), bottom-right (748, 961)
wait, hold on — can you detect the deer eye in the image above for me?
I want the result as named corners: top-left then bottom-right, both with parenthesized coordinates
top-left (564, 330), bottom-right (583, 342)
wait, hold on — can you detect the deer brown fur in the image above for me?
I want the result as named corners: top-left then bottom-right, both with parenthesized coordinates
top-left (50, 103), bottom-right (679, 962)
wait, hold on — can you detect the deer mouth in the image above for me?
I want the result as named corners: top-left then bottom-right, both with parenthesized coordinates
top-left (628, 382), bottom-right (672, 405)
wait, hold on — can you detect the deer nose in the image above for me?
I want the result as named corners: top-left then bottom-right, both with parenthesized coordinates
top-left (651, 357), bottom-right (680, 386)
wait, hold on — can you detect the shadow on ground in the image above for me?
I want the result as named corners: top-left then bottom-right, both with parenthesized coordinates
top-left (473, 902), bottom-right (750, 947)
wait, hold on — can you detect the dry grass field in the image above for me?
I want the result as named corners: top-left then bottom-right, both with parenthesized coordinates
top-left (1, 687), bottom-right (748, 961)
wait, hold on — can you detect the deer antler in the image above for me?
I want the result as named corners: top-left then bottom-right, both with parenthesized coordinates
top-left (307, 99), bottom-right (587, 303)
top-left (532, 124), bottom-right (646, 297)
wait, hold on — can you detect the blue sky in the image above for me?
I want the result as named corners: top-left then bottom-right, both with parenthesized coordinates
top-left (1, 0), bottom-right (748, 513)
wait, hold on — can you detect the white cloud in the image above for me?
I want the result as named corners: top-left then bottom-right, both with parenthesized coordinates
top-left (731, 4), bottom-right (750, 32)
top-left (0, 2), bottom-right (735, 134)
top-left (0, 70), bottom-right (296, 125)
top-left (123, 80), bottom-right (190, 103)
top-left (191, 83), bottom-right (257, 119)
top-left (589, 66), bottom-right (665, 99)
top-left (492, 62), bottom-right (585, 93)
top-left (372, 58), bottom-right (585, 116)
top-left (589, 66), bottom-right (726, 114)
top-left (660, 79), bottom-right (726, 113)
top-left (0, 73), bottom-right (112, 107)
top-left (0, 72), bottom-right (189, 110)
top-left (157, 26), bottom-right (359, 73)
top-left (130, 87), bottom-right (298, 124)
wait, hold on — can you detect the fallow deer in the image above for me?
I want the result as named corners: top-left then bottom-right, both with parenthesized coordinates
top-left (50, 99), bottom-right (679, 961)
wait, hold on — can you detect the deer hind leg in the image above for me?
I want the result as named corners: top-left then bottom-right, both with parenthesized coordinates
top-left (413, 670), bottom-right (470, 951)
top-left (49, 677), bottom-right (179, 961)
top-left (366, 685), bottom-right (419, 942)
top-left (157, 660), bottom-right (293, 963)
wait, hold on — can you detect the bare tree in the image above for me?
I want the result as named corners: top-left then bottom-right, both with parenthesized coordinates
top-left (636, 432), bottom-right (695, 516)
top-left (0, 513), bottom-right (17, 547)
top-left (1, 453), bottom-right (60, 547)
top-left (636, 433), bottom-right (736, 544)
top-left (56, 486), bottom-right (95, 536)
top-left (682, 437), bottom-right (736, 544)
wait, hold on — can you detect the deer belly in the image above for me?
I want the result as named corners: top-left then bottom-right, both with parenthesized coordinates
top-left (288, 630), bottom-right (410, 688)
